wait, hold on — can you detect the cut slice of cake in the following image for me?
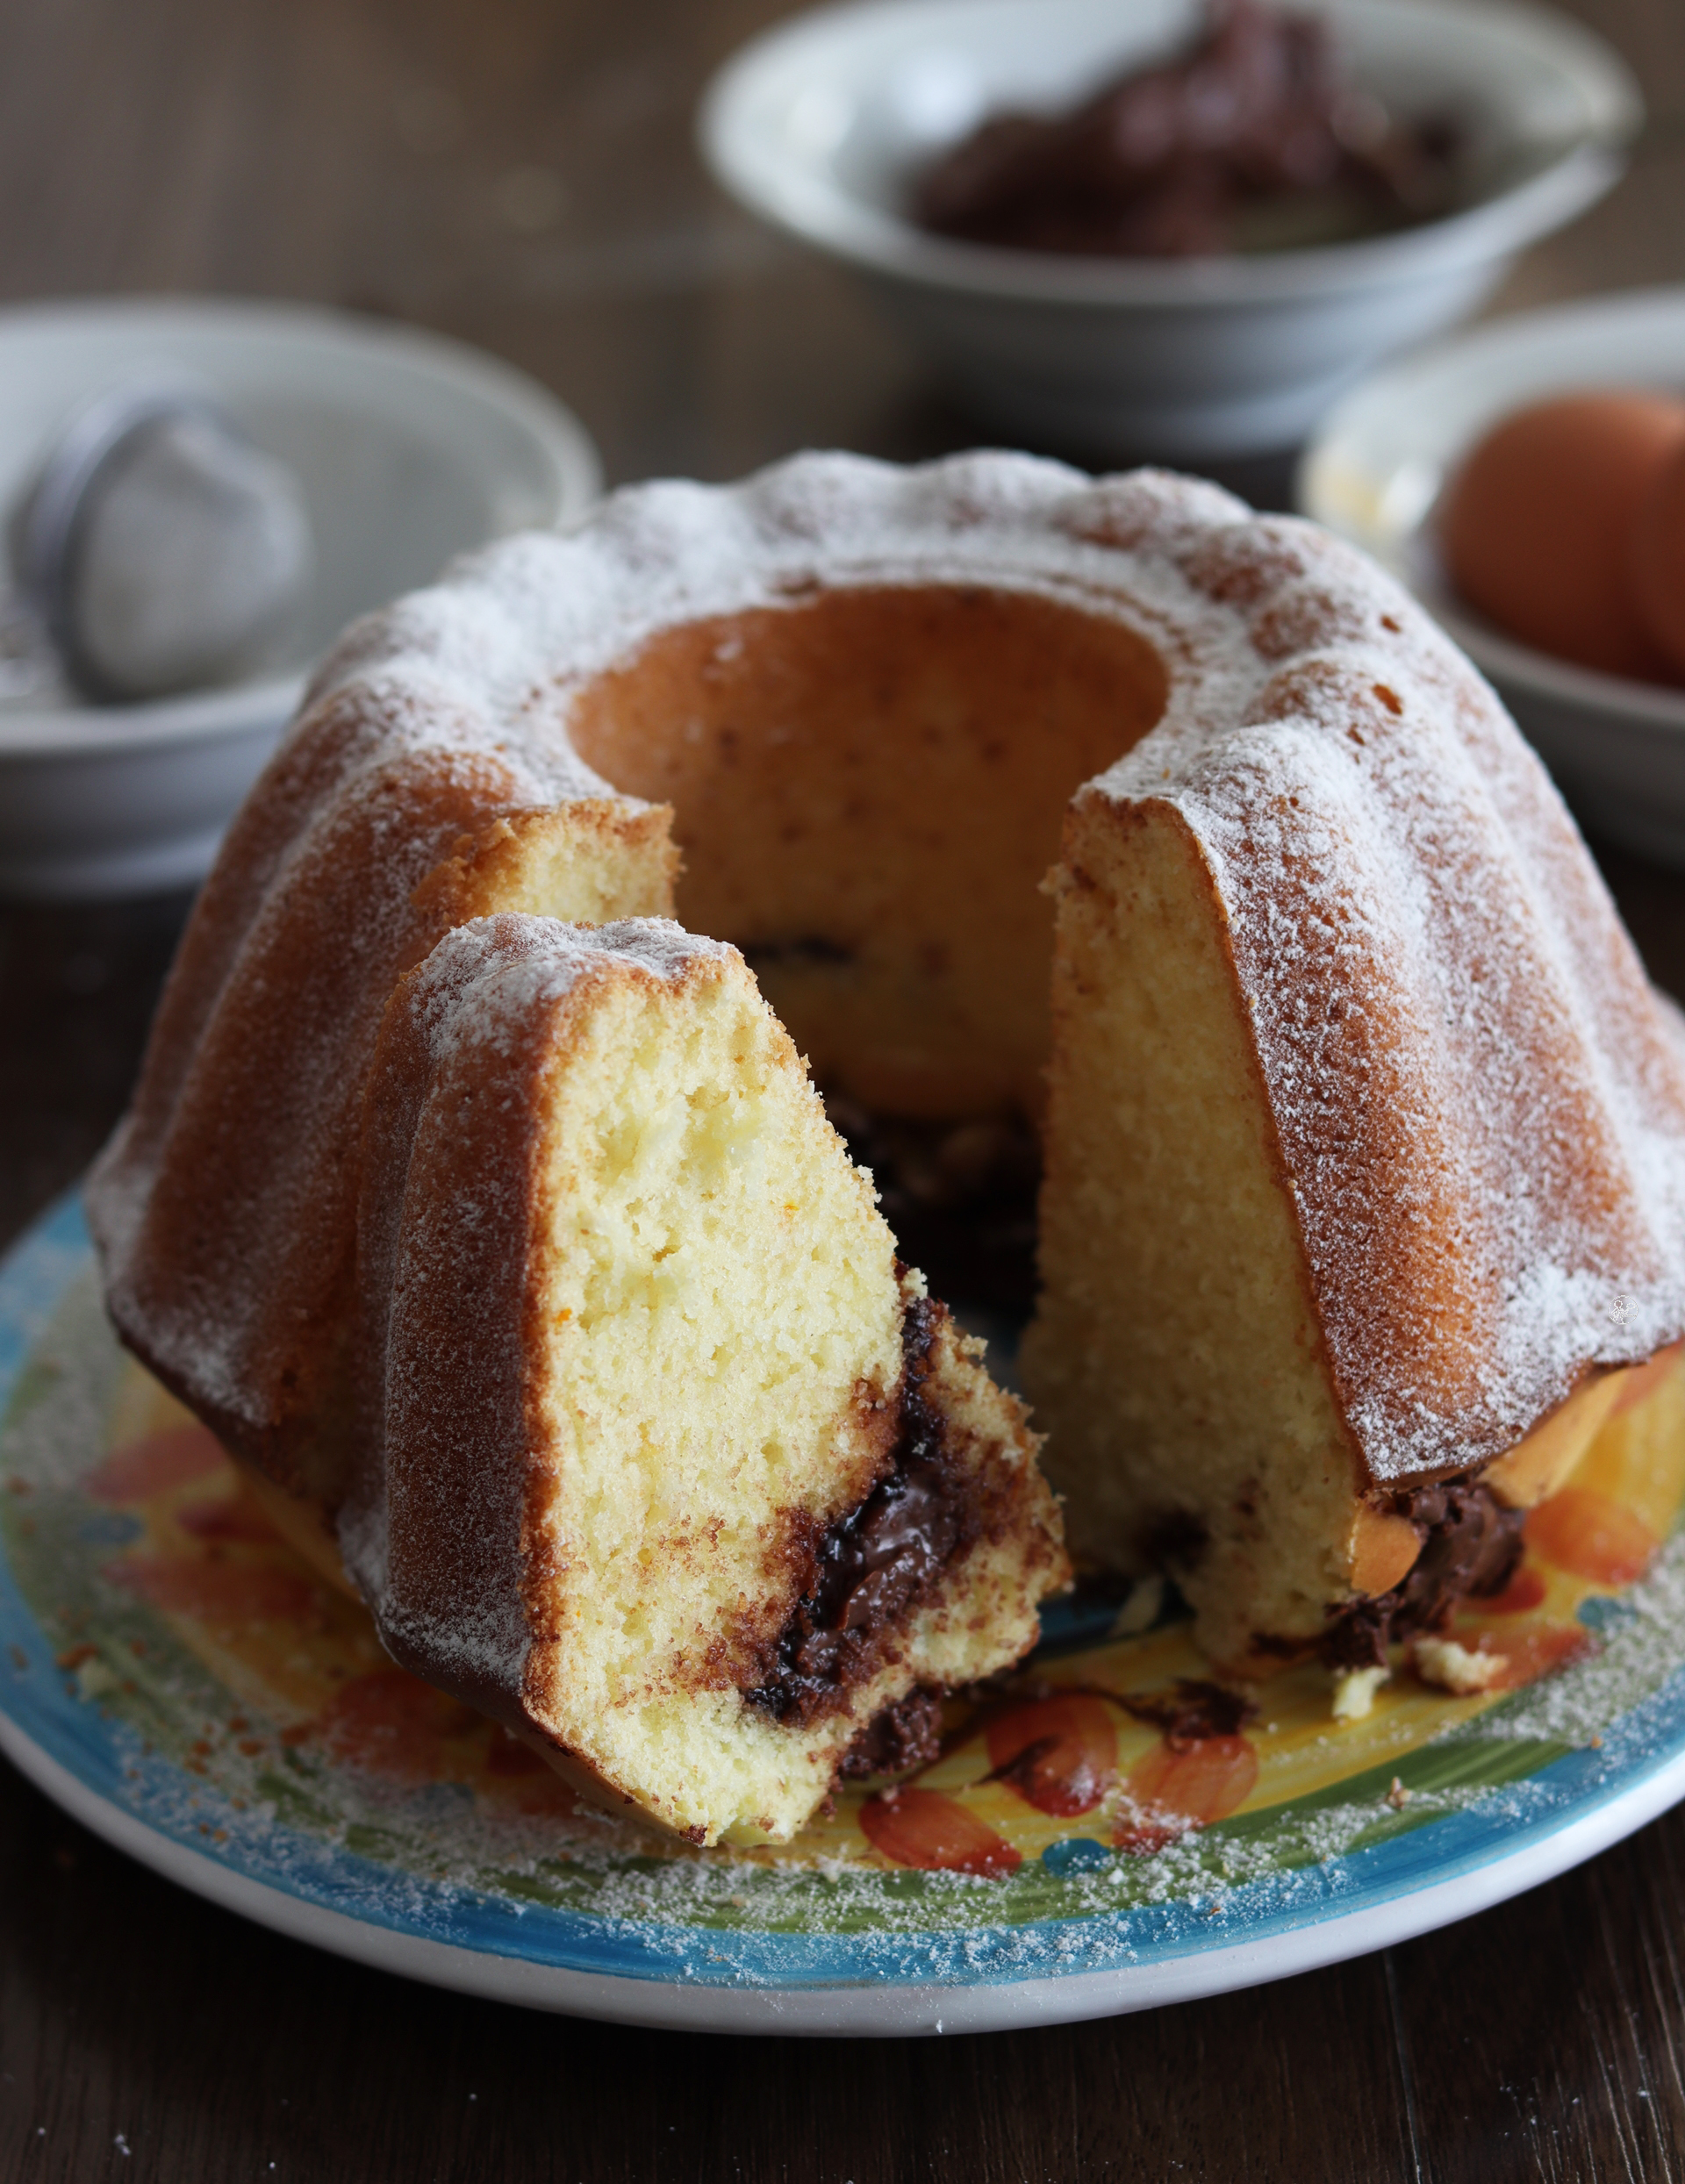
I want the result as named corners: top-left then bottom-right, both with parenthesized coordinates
top-left (341, 913), bottom-right (1067, 1845)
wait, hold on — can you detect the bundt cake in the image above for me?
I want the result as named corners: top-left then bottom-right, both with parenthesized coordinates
top-left (339, 912), bottom-right (1060, 1844)
top-left (89, 451), bottom-right (1685, 1737)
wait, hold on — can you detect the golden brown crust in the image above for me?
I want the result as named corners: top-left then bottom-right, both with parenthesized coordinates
top-left (104, 745), bottom-right (542, 1504)
top-left (348, 922), bottom-right (560, 1729)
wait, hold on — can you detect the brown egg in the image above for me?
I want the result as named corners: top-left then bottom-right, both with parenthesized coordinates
top-left (1439, 391), bottom-right (1685, 681)
top-left (1632, 439), bottom-right (1685, 680)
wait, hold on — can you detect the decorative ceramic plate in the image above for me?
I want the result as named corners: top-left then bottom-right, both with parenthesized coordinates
top-left (7, 1193), bottom-right (1685, 2037)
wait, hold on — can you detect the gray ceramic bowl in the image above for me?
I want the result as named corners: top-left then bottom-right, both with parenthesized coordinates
top-left (0, 298), bottom-right (600, 900)
top-left (700, 0), bottom-right (1640, 462)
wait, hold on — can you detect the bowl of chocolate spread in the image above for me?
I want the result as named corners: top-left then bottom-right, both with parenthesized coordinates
top-left (700, 0), bottom-right (1639, 461)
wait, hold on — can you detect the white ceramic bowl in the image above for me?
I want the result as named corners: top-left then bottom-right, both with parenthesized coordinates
top-left (0, 298), bottom-right (601, 901)
top-left (700, 0), bottom-right (1639, 462)
top-left (1298, 285), bottom-right (1685, 868)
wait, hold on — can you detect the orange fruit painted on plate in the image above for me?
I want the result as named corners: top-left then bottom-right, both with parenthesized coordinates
top-left (1524, 1486), bottom-right (1659, 1587)
top-left (1479, 1566), bottom-right (1548, 1615)
top-left (1114, 1822), bottom-right (1187, 1857)
top-left (104, 1554), bottom-right (314, 1625)
top-left (1115, 1733), bottom-right (1258, 1853)
top-left (484, 1726), bottom-right (550, 1778)
top-left (84, 1424), bottom-right (226, 1502)
top-left (1473, 1622), bottom-right (1591, 1691)
top-left (174, 1493), bottom-right (282, 1544)
top-left (312, 1667), bottom-right (481, 1785)
top-left (986, 1693), bottom-right (1117, 1815)
top-left (860, 1787), bottom-right (1022, 1876)
top-left (479, 1729), bottom-right (583, 1815)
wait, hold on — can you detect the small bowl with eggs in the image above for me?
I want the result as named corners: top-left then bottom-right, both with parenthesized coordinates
top-left (1299, 285), bottom-right (1685, 868)
top-left (700, 0), bottom-right (1639, 461)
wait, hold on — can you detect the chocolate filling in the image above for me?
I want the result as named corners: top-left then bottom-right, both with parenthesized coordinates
top-left (914, 0), bottom-right (1461, 261)
top-left (744, 1297), bottom-right (972, 1729)
top-left (741, 934), bottom-right (856, 971)
top-left (1118, 1679), bottom-right (1258, 1750)
top-left (1322, 1479), bottom-right (1525, 1671)
top-left (823, 1096), bottom-right (1041, 1314)
top-left (839, 1689), bottom-right (944, 1779)
top-left (1142, 1508), bottom-right (1210, 1574)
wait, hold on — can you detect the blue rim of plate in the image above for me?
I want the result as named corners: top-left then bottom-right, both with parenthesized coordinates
top-left (4, 1189), bottom-right (1685, 2037)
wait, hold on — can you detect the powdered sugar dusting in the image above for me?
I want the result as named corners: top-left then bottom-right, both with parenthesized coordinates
top-left (407, 915), bottom-right (733, 1074)
top-left (88, 448), bottom-right (1685, 1516)
top-left (1127, 518), bottom-right (1685, 1478)
top-left (305, 453), bottom-right (1213, 747)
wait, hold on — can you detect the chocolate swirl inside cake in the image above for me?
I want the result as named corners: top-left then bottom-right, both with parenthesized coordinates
top-left (746, 1297), bottom-right (979, 1729)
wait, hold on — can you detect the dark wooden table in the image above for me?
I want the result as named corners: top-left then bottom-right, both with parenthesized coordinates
top-left (4, 1), bottom-right (1685, 2176)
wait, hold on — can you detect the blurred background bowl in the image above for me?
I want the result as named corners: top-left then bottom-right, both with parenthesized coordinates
top-left (0, 297), bottom-right (600, 900)
top-left (1299, 284), bottom-right (1685, 868)
top-left (700, 0), bottom-right (1640, 464)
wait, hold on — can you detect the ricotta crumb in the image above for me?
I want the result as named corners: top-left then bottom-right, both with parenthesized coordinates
top-left (1331, 1665), bottom-right (1389, 1722)
top-left (1112, 1575), bottom-right (1165, 1637)
top-left (75, 1655), bottom-right (118, 1700)
top-left (1412, 1636), bottom-right (1506, 1695)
